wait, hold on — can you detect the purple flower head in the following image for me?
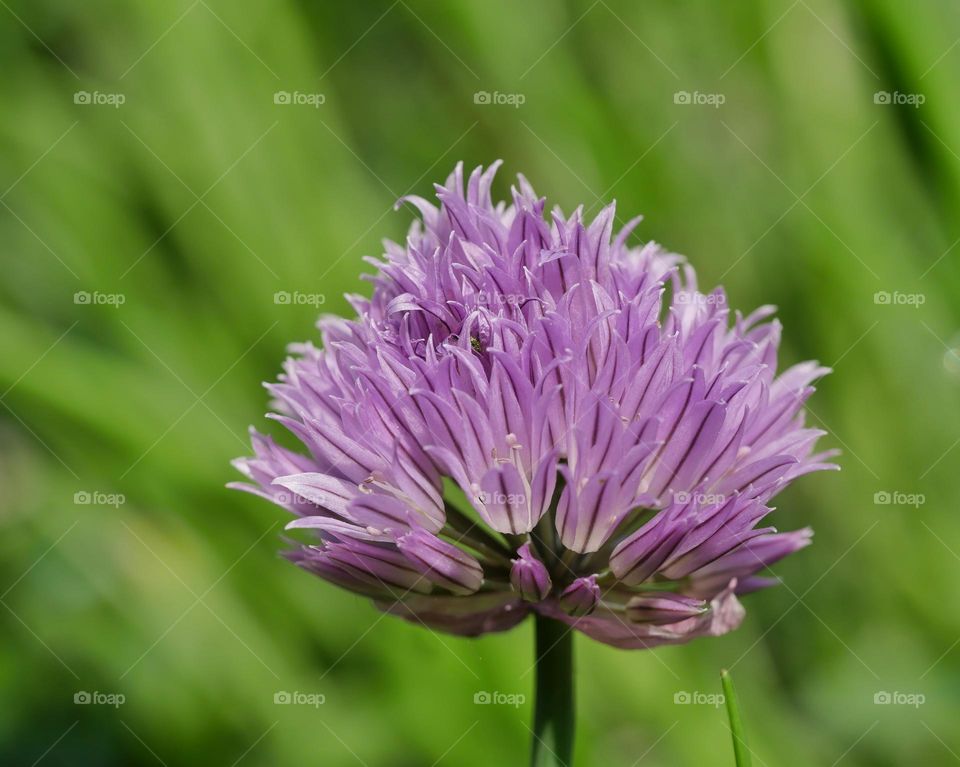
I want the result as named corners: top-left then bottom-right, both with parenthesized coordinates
top-left (231, 162), bottom-right (837, 649)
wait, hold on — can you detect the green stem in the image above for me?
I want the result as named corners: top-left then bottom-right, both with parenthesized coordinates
top-left (531, 614), bottom-right (575, 767)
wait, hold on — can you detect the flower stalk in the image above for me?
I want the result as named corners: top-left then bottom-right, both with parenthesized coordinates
top-left (531, 614), bottom-right (575, 767)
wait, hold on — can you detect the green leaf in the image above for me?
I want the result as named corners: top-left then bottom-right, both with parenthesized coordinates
top-left (721, 669), bottom-right (752, 767)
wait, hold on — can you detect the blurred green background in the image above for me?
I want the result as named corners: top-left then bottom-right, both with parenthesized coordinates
top-left (2, 1), bottom-right (959, 764)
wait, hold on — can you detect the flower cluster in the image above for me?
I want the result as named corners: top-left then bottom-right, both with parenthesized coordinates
top-left (231, 163), bottom-right (836, 649)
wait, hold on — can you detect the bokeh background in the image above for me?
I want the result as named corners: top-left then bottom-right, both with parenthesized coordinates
top-left (2, 1), bottom-right (959, 764)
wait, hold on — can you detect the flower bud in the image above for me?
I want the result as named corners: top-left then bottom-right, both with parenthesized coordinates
top-left (559, 575), bottom-right (600, 617)
top-left (510, 542), bottom-right (552, 602)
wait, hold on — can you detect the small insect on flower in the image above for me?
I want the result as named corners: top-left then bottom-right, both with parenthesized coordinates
top-left (231, 163), bottom-right (837, 649)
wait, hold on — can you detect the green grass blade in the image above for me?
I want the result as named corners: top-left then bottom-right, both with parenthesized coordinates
top-left (721, 669), bottom-right (752, 767)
